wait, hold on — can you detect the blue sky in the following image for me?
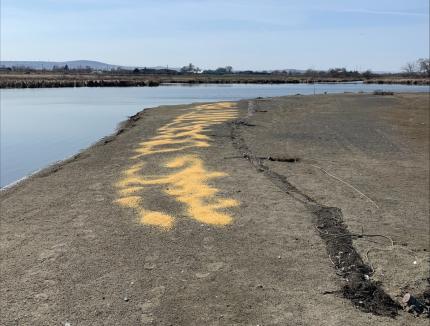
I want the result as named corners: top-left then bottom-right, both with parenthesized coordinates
top-left (1, 0), bottom-right (429, 71)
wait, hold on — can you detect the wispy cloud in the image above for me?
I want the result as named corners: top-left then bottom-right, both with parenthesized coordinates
top-left (336, 8), bottom-right (429, 17)
top-left (1, 0), bottom-right (428, 70)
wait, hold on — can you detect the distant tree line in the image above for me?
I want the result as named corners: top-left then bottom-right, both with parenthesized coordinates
top-left (132, 67), bottom-right (178, 75)
top-left (0, 64), bottom-right (94, 73)
top-left (1, 59), bottom-right (429, 79)
top-left (202, 66), bottom-right (233, 74)
top-left (180, 63), bottom-right (201, 74)
top-left (402, 58), bottom-right (430, 76)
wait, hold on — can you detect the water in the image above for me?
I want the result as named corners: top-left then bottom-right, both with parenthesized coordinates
top-left (1, 83), bottom-right (428, 187)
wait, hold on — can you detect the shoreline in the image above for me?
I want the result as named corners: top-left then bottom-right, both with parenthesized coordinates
top-left (0, 99), bottom-right (229, 192)
top-left (2, 90), bottom-right (429, 191)
top-left (1, 93), bottom-right (429, 324)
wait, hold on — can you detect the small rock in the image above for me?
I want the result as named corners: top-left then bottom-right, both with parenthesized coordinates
top-left (88, 183), bottom-right (103, 191)
top-left (195, 272), bottom-right (210, 279)
top-left (124, 296), bottom-right (129, 302)
top-left (207, 262), bottom-right (224, 272)
top-left (144, 263), bottom-right (156, 270)
top-left (402, 293), bottom-right (427, 314)
top-left (35, 293), bottom-right (49, 301)
top-left (94, 195), bottom-right (105, 202)
top-left (141, 314), bottom-right (154, 324)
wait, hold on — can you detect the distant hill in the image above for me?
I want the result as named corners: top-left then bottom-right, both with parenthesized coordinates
top-left (0, 60), bottom-right (181, 71)
top-left (0, 60), bottom-right (118, 70)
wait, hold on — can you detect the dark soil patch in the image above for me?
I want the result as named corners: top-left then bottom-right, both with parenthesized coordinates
top-left (233, 120), bottom-right (256, 127)
top-left (373, 90), bottom-right (394, 96)
top-left (266, 156), bottom-right (300, 163)
top-left (316, 207), bottom-right (400, 317)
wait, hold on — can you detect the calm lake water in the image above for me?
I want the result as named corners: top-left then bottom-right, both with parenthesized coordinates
top-left (1, 83), bottom-right (429, 187)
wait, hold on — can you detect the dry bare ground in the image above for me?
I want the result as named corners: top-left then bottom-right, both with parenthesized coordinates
top-left (1, 93), bottom-right (428, 325)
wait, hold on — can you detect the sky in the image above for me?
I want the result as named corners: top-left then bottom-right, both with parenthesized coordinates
top-left (1, 0), bottom-right (429, 71)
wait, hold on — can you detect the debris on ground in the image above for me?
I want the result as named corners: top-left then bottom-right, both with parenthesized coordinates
top-left (373, 90), bottom-right (394, 95)
top-left (402, 292), bottom-right (430, 317)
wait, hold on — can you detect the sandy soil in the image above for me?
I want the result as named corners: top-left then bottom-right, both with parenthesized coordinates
top-left (0, 93), bottom-right (428, 325)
